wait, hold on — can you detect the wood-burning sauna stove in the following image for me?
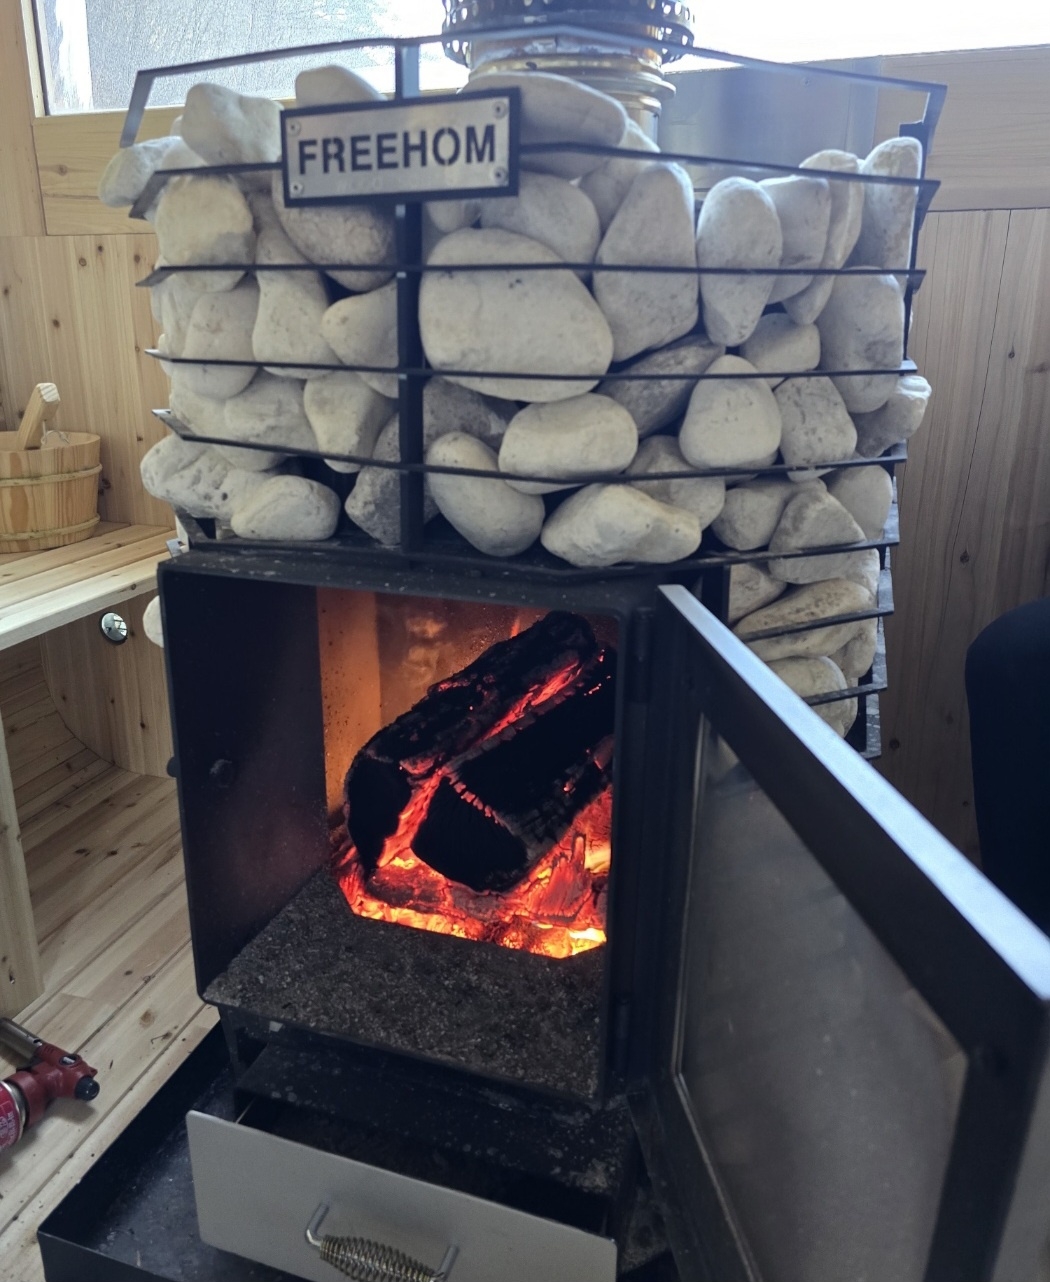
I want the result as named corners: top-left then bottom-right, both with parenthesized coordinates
top-left (33, 12), bottom-right (1050, 1282)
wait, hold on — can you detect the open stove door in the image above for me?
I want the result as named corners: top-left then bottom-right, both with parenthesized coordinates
top-left (631, 586), bottom-right (1050, 1282)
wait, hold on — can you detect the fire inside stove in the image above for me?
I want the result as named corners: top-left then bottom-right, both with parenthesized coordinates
top-left (321, 598), bottom-right (615, 959)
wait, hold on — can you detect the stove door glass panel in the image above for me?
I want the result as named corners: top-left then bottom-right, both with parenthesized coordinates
top-left (675, 725), bottom-right (963, 1282)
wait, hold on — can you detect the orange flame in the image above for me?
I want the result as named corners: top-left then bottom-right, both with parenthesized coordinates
top-left (333, 652), bottom-right (612, 960)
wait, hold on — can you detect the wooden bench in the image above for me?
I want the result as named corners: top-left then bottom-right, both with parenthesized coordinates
top-left (0, 522), bottom-right (172, 1015)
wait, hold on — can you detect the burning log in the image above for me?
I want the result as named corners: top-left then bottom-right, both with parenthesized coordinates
top-left (344, 611), bottom-right (616, 892)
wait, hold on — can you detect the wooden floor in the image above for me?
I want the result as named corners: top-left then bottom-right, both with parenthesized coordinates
top-left (0, 638), bottom-right (212, 1282)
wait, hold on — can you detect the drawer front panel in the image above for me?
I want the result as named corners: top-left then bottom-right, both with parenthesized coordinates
top-left (187, 1111), bottom-right (617, 1282)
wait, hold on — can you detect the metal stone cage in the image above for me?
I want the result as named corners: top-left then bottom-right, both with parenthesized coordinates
top-left (119, 25), bottom-right (946, 750)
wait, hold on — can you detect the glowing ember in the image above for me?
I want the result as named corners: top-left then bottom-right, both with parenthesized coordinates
top-left (333, 612), bottom-right (614, 959)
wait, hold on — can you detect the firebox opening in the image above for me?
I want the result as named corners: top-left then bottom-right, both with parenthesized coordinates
top-left (319, 590), bottom-right (618, 961)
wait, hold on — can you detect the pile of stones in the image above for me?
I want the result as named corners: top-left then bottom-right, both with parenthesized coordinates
top-left (101, 65), bottom-right (933, 737)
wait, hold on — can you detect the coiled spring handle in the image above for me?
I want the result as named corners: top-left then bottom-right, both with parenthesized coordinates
top-left (305, 1204), bottom-right (458, 1282)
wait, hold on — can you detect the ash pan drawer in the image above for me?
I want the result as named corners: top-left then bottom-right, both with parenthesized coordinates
top-left (187, 1110), bottom-right (618, 1282)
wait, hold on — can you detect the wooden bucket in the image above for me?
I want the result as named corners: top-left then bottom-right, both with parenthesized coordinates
top-left (0, 431), bottom-right (102, 553)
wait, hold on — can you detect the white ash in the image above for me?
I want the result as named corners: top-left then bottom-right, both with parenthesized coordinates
top-left (419, 228), bottom-right (613, 402)
top-left (427, 433), bottom-right (545, 557)
top-left (499, 394), bottom-right (637, 495)
top-left (321, 281), bottom-right (398, 398)
top-left (696, 177), bottom-right (782, 347)
top-left (679, 356), bottom-right (782, 471)
top-left (303, 372), bottom-right (393, 474)
top-left (593, 163), bottom-right (700, 363)
top-left (626, 436), bottom-right (726, 529)
top-left (541, 484), bottom-right (701, 568)
top-left (760, 175), bottom-right (831, 303)
top-left (231, 475), bottom-right (341, 541)
top-left (596, 335), bottom-right (723, 439)
top-left (816, 270), bottom-right (905, 413)
top-left (853, 374), bottom-right (931, 457)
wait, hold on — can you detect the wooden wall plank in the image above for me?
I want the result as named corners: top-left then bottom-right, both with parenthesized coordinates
top-left (34, 108), bottom-right (180, 237)
top-left (0, 702), bottom-right (41, 1014)
top-left (0, 234), bottom-right (171, 524)
top-left (0, 0), bottom-right (45, 237)
top-left (880, 208), bottom-right (1050, 853)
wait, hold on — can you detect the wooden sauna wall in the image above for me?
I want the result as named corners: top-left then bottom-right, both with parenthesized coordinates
top-left (1, 0), bottom-right (1048, 853)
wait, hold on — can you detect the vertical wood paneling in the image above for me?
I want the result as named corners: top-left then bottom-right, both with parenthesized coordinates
top-left (0, 233), bottom-right (171, 525)
top-left (881, 209), bottom-right (1050, 853)
top-left (0, 0), bottom-right (45, 237)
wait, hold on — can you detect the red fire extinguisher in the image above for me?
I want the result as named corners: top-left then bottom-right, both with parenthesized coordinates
top-left (0, 1018), bottom-right (99, 1151)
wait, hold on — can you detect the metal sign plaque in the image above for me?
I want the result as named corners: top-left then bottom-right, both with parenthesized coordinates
top-left (281, 89), bottom-right (519, 207)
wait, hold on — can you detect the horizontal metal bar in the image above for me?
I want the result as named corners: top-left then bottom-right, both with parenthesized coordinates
top-left (740, 605), bottom-right (891, 644)
top-left (147, 349), bottom-right (920, 383)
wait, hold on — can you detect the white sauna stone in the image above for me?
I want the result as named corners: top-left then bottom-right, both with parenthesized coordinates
top-left (98, 136), bottom-right (184, 207)
top-left (816, 271), bottom-right (905, 413)
top-left (851, 136), bottom-right (923, 280)
top-left (426, 200), bottom-right (481, 234)
top-left (593, 162), bottom-right (699, 362)
top-left (853, 373), bottom-right (932, 457)
top-left (142, 596), bottom-right (164, 648)
top-left (696, 177), bottom-right (782, 347)
top-left (727, 562), bottom-right (786, 624)
top-left (541, 484), bottom-right (702, 568)
top-left (320, 281), bottom-right (398, 397)
top-left (462, 71), bottom-right (628, 180)
top-left (152, 270), bottom-right (205, 357)
top-left (844, 547), bottom-right (883, 599)
top-left (711, 477), bottom-right (795, 551)
top-left (252, 221), bottom-right (337, 378)
top-left (424, 378), bottom-right (513, 453)
top-left (271, 172), bottom-right (394, 293)
top-left (428, 433), bottom-right (545, 556)
top-left (303, 372), bottom-right (394, 473)
top-left (784, 149), bottom-right (864, 325)
top-left (627, 436), bottom-right (726, 528)
top-left (827, 465), bottom-right (893, 540)
top-left (231, 476), bottom-right (341, 541)
top-left (178, 280), bottom-right (260, 400)
top-left (597, 334), bottom-right (723, 439)
top-left (734, 579), bottom-right (873, 661)
top-left (479, 172), bottom-right (601, 275)
top-left (499, 394), bottom-right (636, 495)
top-left (679, 356), bottom-right (782, 470)
top-left (180, 84), bottom-right (281, 167)
top-left (830, 617), bottom-right (879, 683)
top-left (222, 373), bottom-right (316, 470)
top-left (767, 487), bottom-right (869, 584)
top-left (578, 120), bottom-right (660, 233)
top-left (760, 175), bottom-right (831, 303)
top-left (775, 375), bottom-right (857, 476)
top-left (139, 434), bottom-right (271, 520)
top-left (294, 65), bottom-right (384, 106)
top-left (344, 414), bottom-right (437, 545)
top-left (740, 314), bottom-right (820, 386)
top-left (768, 656), bottom-right (855, 736)
top-left (154, 176), bottom-right (255, 293)
top-left (419, 228), bottom-right (613, 402)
